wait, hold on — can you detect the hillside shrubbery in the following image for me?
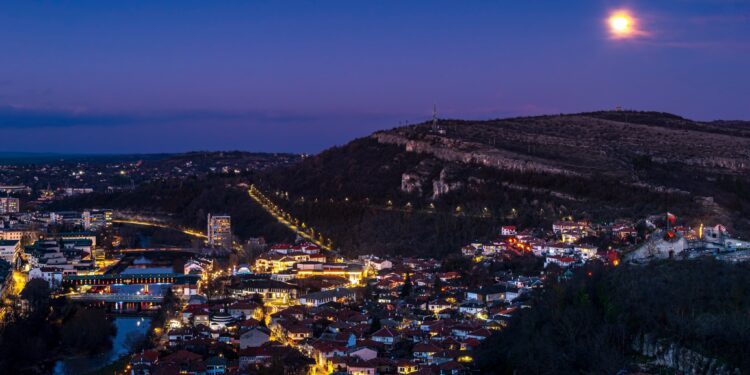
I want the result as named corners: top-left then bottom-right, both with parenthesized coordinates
top-left (476, 260), bottom-right (750, 374)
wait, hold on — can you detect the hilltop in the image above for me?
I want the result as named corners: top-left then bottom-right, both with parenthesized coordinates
top-left (260, 111), bottom-right (750, 256)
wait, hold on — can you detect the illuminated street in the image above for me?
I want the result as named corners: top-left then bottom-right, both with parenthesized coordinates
top-left (248, 185), bottom-right (333, 251)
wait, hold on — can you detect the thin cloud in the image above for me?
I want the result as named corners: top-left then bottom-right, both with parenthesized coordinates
top-left (0, 106), bottom-right (133, 128)
top-left (602, 6), bottom-right (750, 51)
top-left (688, 13), bottom-right (750, 24)
top-left (0, 106), bottom-right (418, 130)
top-left (635, 39), bottom-right (750, 50)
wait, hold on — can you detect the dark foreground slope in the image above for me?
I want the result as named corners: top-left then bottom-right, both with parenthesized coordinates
top-left (261, 111), bottom-right (750, 256)
top-left (476, 260), bottom-right (750, 374)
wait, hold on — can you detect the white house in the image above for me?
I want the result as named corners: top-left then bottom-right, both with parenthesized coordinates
top-left (501, 226), bottom-right (517, 236)
top-left (0, 240), bottom-right (20, 264)
top-left (28, 266), bottom-right (63, 287)
top-left (300, 288), bottom-right (357, 307)
top-left (458, 302), bottom-right (486, 316)
top-left (574, 244), bottom-right (598, 259)
top-left (544, 255), bottom-right (577, 268)
top-left (371, 327), bottom-right (399, 346)
top-left (184, 260), bottom-right (205, 276)
top-left (365, 257), bottom-right (393, 271)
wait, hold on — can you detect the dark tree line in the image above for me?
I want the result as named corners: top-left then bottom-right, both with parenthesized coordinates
top-left (475, 259), bottom-right (750, 374)
top-left (0, 279), bottom-right (117, 373)
top-left (50, 176), bottom-right (296, 245)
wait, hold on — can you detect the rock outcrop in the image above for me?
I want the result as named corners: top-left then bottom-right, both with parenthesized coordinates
top-left (633, 333), bottom-right (741, 375)
top-left (431, 167), bottom-right (464, 199)
top-left (373, 132), bottom-right (579, 177)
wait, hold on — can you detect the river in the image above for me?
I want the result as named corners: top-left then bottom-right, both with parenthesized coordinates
top-left (52, 316), bottom-right (151, 375)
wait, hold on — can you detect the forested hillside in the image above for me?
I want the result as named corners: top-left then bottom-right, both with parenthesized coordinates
top-left (475, 260), bottom-right (750, 374)
top-left (50, 177), bottom-right (295, 245)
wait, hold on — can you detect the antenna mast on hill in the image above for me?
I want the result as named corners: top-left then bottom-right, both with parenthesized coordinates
top-left (432, 104), bottom-right (437, 131)
top-left (431, 104), bottom-right (446, 134)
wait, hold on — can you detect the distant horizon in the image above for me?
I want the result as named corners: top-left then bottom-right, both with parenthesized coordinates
top-left (1, 107), bottom-right (748, 155)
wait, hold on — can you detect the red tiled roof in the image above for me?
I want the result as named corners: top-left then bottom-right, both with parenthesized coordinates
top-left (131, 349), bottom-right (159, 364)
top-left (412, 342), bottom-right (442, 353)
top-left (371, 327), bottom-right (398, 338)
top-left (549, 255), bottom-right (576, 263)
top-left (462, 338), bottom-right (482, 347)
top-left (160, 349), bottom-right (202, 365)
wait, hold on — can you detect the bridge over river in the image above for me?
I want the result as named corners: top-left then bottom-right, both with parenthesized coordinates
top-left (63, 273), bottom-right (200, 286)
top-left (68, 293), bottom-right (164, 303)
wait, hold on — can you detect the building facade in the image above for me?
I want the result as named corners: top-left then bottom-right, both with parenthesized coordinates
top-left (208, 214), bottom-right (232, 249)
top-left (0, 197), bottom-right (20, 214)
top-left (82, 209), bottom-right (113, 230)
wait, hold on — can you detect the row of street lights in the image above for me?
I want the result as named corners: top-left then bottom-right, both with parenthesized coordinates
top-left (271, 190), bottom-right (520, 219)
top-left (249, 186), bottom-right (333, 250)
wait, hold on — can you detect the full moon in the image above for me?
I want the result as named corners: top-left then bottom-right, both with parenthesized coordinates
top-left (611, 16), bottom-right (629, 31)
top-left (608, 11), bottom-right (636, 38)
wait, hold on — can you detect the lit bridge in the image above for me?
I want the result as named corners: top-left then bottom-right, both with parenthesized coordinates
top-left (68, 293), bottom-right (165, 303)
top-left (63, 273), bottom-right (200, 286)
top-left (112, 247), bottom-right (203, 255)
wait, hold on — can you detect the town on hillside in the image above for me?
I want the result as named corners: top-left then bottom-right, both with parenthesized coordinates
top-left (2, 190), bottom-right (749, 374)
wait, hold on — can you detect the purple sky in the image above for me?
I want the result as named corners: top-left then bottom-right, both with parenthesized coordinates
top-left (1, 1), bottom-right (749, 153)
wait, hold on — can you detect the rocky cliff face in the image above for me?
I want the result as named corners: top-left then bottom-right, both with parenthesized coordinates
top-left (374, 132), bottom-right (578, 177)
top-left (633, 333), bottom-right (741, 375)
top-left (400, 162), bottom-right (469, 199)
top-left (400, 159), bottom-right (440, 196)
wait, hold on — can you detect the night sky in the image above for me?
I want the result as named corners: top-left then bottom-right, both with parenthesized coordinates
top-left (1, 1), bottom-right (749, 153)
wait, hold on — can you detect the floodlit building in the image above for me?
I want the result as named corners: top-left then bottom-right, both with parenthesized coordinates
top-left (82, 209), bottom-right (113, 230)
top-left (231, 278), bottom-right (298, 306)
top-left (0, 239), bottom-right (21, 264)
top-left (0, 229), bottom-right (35, 242)
top-left (295, 263), bottom-right (364, 285)
top-left (207, 214), bottom-right (232, 249)
top-left (50, 211), bottom-right (84, 227)
top-left (0, 197), bottom-right (20, 214)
